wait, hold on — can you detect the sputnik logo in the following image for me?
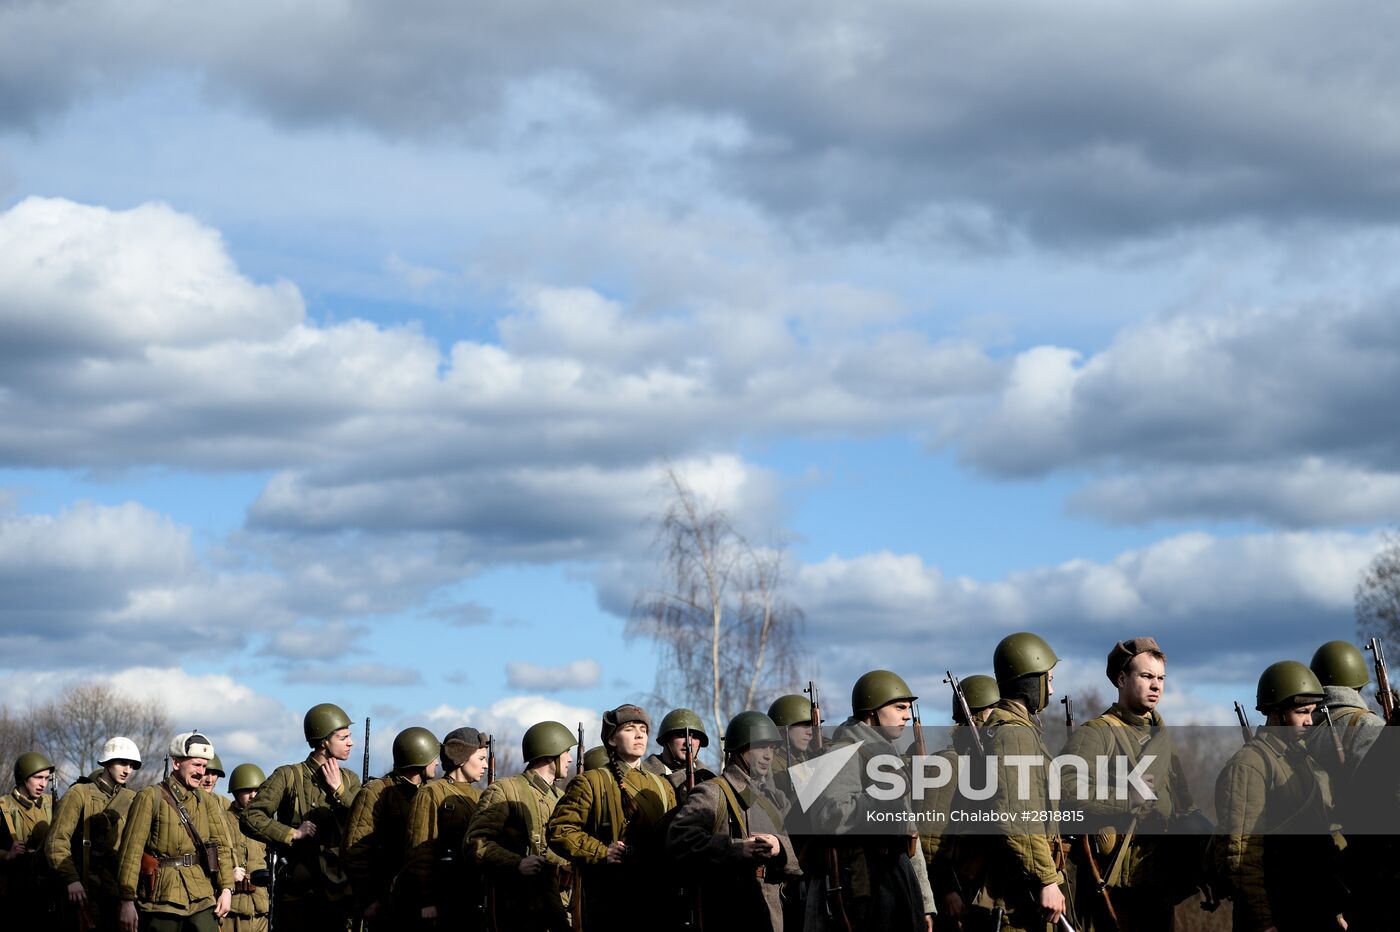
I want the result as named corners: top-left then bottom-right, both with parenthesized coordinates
top-left (787, 740), bottom-right (864, 812)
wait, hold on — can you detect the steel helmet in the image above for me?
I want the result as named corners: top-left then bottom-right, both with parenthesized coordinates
top-left (582, 746), bottom-right (609, 771)
top-left (851, 670), bottom-right (917, 713)
top-left (723, 711), bottom-right (783, 752)
top-left (1256, 661), bottom-right (1326, 713)
top-left (1310, 641), bottom-right (1369, 690)
top-left (952, 674), bottom-right (1000, 723)
top-left (392, 727), bottom-right (439, 770)
top-left (994, 632), bottom-right (1060, 683)
top-left (522, 721), bottom-right (577, 763)
top-left (206, 753), bottom-right (225, 777)
top-left (14, 751), bottom-right (55, 785)
top-left (98, 737), bottom-right (143, 770)
top-left (767, 694), bottom-right (815, 727)
top-left (228, 763), bottom-right (266, 794)
top-left (303, 703), bottom-right (353, 744)
top-left (657, 708), bottom-right (710, 747)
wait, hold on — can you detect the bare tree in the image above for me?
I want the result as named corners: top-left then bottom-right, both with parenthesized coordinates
top-left (1357, 529), bottom-right (1400, 645)
top-left (29, 683), bottom-right (170, 788)
top-left (629, 467), bottom-right (804, 746)
top-left (0, 707), bottom-right (39, 786)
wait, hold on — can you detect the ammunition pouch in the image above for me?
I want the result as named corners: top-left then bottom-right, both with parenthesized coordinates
top-left (139, 853), bottom-right (159, 897)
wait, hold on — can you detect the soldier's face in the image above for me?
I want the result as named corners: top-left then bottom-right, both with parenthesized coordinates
top-left (235, 788), bottom-right (257, 807)
top-left (463, 747), bottom-right (489, 783)
top-left (21, 769), bottom-right (51, 800)
top-left (324, 727), bottom-right (354, 761)
top-left (200, 772), bottom-right (221, 792)
top-left (106, 761), bottom-right (136, 785)
top-left (873, 700), bottom-right (912, 737)
top-left (787, 723), bottom-right (814, 752)
top-left (664, 733), bottom-right (701, 761)
top-left (1118, 654), bottom-right (1166, 715)
top-left (1277, 703), bottom-right (1315, 739)
top-left (609, 722), bottom-right (649, 762)
top-left (173, 757), bottom-right (206, 790)
top-left (744, 744), bottom-right (777, 777)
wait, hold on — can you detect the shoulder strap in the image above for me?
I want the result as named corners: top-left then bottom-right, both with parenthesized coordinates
top-left (713, 777), bottom-right (747, 837)
top-left (158, 784), bottom-right (210, 855)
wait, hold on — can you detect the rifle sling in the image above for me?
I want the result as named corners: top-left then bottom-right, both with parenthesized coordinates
top-left (157, 784), bottom-right (212, 868)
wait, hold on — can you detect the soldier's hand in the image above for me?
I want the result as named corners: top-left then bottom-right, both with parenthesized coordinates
top-left (1038, 882), bottom-right (1065, 924)
top-left (924, 916), bottom-right (933, 932)
top-left (605, 841), bottom-right (627, 863)
top-left (321, 758), bottom-right (342, 791)
top-left (5, 842), bottom-right (26, 859)
top-left (519, 854), bottom-right (547, 876)
top-left (68, 881), bottom-right (89, 905)
top-left (233, 866), bottom-right (247, 883)
top-left (421, 906), bottom-right (438, 921)
top-left (292, 821), bottom-right (318, 841)
top-left (940, 892), bottom-right (963, 918)
top-left (741, 834), bottom-right (780, 859)
top-left (215, 888), bottom-right (232, 919)
top-left (119, 900), bottom-right (139, 932)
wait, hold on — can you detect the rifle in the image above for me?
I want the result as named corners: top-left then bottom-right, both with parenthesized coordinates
top-left (484, 735), bottom-right (498, 932)
top-left (907, 700), bottom-right (928, 858)
top-left (1320, 704), bottom-right (1346, 765)
top-left (1366, 638), bottom-right (1397, 724)
top-left (361, 717), bottom-right (371, 783)
top-left (1062, 694), bottom-right (1075, 729)
top-left (945, 671), bottom-right (986, 756)
top-left (568, 722), bottom-right (585, 929)
top-left (1233, 702), bottom-right (1252, 744)
top-left (486, 734), bottom-right (496, 785)
top-left (683, 726), bottom-right (696, 793)
top-left (804, 680), bottom-right (853, 932)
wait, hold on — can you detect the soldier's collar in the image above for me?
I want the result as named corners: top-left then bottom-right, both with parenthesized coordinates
top-left (9, 787), bottom-right (40, 809)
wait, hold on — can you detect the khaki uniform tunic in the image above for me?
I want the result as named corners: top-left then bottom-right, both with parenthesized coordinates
top-left (1, 786), bottom-right (54, 922)
top-left (402, 776), bottom-right (481, 921)
top-left (115, 776), bottom-right (236, 919)
top-left (342, 771), bottom-right (417, 916)
top-left (467, 771), bottom-right (569, 932)
top-left (44, 770), bottom-right (136, 928)
top-left (222, 802), bottom-right (270, 924)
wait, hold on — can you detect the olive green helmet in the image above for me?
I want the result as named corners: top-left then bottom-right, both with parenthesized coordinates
top-left (13, 751), bottom-right (55, 785)
top-left (952, 674), bottom-right (1000, 722)
top-left (994, 632), bottom-right (1060, 683)
top-left (1310, 640), bottom-right (1369, 690)
top-left (1255, 660), bottom-right (1326, 712)
top-left (851, 670), bottom-right (917, 713)
top-left (205, 753), bottom-right (225, 777)
top-left (767, 694), bottom-right (815, 727)
top-left (724, 711), bottom-right (783, 752)
top-left (582, 746), bottom-right (609, 771)
top-left (228, 763), bottom-right (266, 794)
top-left (303, 703), bottom-right (353, 745)
top-left (392, 727), bottom-right (439, 770)
top-left (522, 721), bottom-right (577, 763)
top-left (657, 708), bottom-right (710, 747)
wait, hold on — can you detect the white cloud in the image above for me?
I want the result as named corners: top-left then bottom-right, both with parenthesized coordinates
top-left (422, 696), bottom-right (603, 759)
top-left (505, 658), bottom-right (602, 691)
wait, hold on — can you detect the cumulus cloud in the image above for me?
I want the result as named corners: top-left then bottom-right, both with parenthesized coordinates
top-left (422, 696), bottom-right (603, 755)
top-left (8, 4), bottom-right (1400, 242)
top-left (505, 658), bottom-right (602, 692)
top-left (792, 529), bottom-right (1382, 710)
top-left (294, 662), bottom-right (424, 687)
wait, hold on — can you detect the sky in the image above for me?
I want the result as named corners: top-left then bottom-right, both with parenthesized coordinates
top-left (2, 2), bottom-right (1397, 775)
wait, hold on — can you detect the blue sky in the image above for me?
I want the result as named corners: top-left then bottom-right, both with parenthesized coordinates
top-left (3, 2), bottom-right (1397, 776)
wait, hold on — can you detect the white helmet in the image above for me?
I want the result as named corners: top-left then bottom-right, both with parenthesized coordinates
top-left (98, 736), bottom-right (143, 770)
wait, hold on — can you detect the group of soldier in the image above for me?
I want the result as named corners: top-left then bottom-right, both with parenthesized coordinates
top-left (1, 630), bottom-right (1392, 932)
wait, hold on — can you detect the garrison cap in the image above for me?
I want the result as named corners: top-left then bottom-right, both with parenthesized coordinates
top-left (169, 731), bottom-right (215, 761)
top-left (1107, 637), bottom-right (1166, 685)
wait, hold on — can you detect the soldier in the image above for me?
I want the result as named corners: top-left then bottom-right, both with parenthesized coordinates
top-left (1307, 640), bottom-right (1385, 793)
top-left (402, 726), bottom-right (487, 928)
top-left (641, 708), bottom-right (716, 802)
top-left (114, 732), bottom-right (236, 932)
top-left (467, 721), bottom-right (575, 932)
top-left (547, 704), bottom-right (677, 926)
top-left (199, 755), bottom-right (228, 810)
top-left (343, 725), bottom-right (437, 927)
top-left (766, 693), bottom-right (818, 931)
top-left (2, 750), bottom-right (58, 926)
top-left (222, 764), bottom-right (270, 932)
top-left (980, 632), bottom-right (1070, 931)
top-left (666, 710), bottom-right (802, 932)
top-left (804, 669), bottom-right (935, 932)
top-left (240, 702), bottom-right (362, 932)
top-left (1213, 661), bottom-right (1345, 932)
top-left (926, 674), bottom-right (999, 931)
top-left (580, 746), bottom-right (609, 773)
top-left (44, 737), bottom-right (142, 932)
top-left (1060, 638), bottom-right (1202, 932)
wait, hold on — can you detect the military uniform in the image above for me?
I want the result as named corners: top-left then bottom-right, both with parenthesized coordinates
top-left (667, 761), bottom-right (802, 931)
top-left (641, 752), bottom-right (717, 803)
top-left (980, 698), bottom-right (1069, 932)
top-left (1213, 726), bottom-right (1344, 931)
top-left (343, 771), bottom-right (419, 923)
top-left (222, 798), bottom-right (270, 932)
top-left (547, 761), bottom-right (676, 926)
top-left (467, 771), bottom-right (569, 932)
top-left (1060, 703), bottom-right (1199, 932)
top-left (401, 776), bottom-right (483, 926)
top-left (239, 755), bottom-right (361, 932)
top-left (803, 717), bottom-right (935, 932)
top-left (1, 784), bottom-right (56, 925)
top-left (1304, 685), bottom-right (1384, 795)
top-left (44, 769), bottom-right (136, 931)
top-left (114, 775), bottom-right (236, 931)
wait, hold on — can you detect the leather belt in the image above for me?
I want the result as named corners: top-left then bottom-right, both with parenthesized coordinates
top-left (158, 853), bottom-right (199, 869)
